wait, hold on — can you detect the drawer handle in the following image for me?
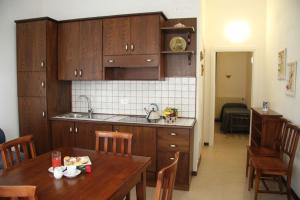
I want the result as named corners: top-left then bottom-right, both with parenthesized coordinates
top-left (41, 61), bottom-right (45, 68)
top-left (145, 59), bottom-right (152, 62)
top-left (125, 44), bottom-right (128, 51)
top-left (169, 157), bottom-right (175, 160)
top-left (108, 59), bottom-right (114, 63)
top-left (170, 133), bottom-right (177, 136)
top-left (69, 127), bottom-right (73, 133)
top-left (79, 69), bottom-right (83, 77)
top-left (170, 144), bottom-right (176, 148)
top-left (74, 70), bottom-right (78, 77)
top-left (41, 81), bottom-right (45, 88)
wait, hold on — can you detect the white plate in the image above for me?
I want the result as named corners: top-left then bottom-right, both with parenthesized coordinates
top-left (63, 169), bottom-right (81, 178)
top-left (48, 166), bottom-right (66, 173)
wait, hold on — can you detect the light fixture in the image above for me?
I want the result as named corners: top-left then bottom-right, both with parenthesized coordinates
top-left (225, 21), bottom-right (250, 43)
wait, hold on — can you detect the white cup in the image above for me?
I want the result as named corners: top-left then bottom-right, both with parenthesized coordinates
top-left (53, 167), bottom-right (63, 179)
top-left (67, 165), bottom-right (76, 175)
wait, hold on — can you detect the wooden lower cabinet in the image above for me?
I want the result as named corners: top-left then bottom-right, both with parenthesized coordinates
top-left (51, 121), bottom-right (112, 149)
top-left (51, 120), bottom-right (194, 190)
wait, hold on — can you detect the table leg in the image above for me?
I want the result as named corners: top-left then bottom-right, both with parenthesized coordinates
top-left (136, 170), bottom-right (146, 200)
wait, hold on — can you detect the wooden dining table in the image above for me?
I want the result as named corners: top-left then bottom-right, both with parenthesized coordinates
top-left (0, 147), bottom-right (151, 200)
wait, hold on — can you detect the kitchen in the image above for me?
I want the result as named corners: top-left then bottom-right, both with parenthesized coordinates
top-left (0, 7), bottom-right (200, 199)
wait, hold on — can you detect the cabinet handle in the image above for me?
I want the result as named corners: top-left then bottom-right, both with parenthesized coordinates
top-left (145, 59), bottom-right (152, 62)
top-left (125, 44), bottom-right (128, 51)
top-left (169, 157), bottom-right (175, 160)
top-left (130, 44), bottom-right (134, 51)
top-left (170, 133), bottom-right (177, 136)
top-left (108, 59), bottom-right (114, 63)
top-left (79, 69), bottom-right (83, 77)
top-left (170, 144), bottom-right (176, 148)
top-left (41, 61), bottom-right (45, 68)
top-left (75, 127), bottom-right (78, 133)
top-left (42, 111), bottom-right (46, 118)
top-left (69, 127), bottom-right (73, 133)
top-left (41, 81), bottom-right (45, 88)
top-left (74, 69), bottom-right (78, 77)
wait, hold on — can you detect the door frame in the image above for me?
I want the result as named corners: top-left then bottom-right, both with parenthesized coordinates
top-left (208, 47), bottom-right (255, 145)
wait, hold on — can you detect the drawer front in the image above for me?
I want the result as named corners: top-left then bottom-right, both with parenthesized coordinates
top-left (157, 152), bottom-right (189, 186)
top-left (157, 128), bottom-right (189, 152)
top-left (103, 54), bottom-right (159, 68)
top-left (18, 72), bottom-right (46, 97)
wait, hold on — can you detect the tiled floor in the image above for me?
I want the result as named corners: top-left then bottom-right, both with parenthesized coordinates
top-left (133, 123), bottom-right (288, 200)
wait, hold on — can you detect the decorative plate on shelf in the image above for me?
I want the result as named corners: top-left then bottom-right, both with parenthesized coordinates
top-left (169, 36), bottom-right (187, 52)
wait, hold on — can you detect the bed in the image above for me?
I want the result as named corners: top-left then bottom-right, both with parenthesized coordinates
top-left (220, 103), bottom-right (250, 133)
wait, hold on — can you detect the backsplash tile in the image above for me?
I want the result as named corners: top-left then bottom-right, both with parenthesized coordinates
top-left (72, 77), bottom-right (196, 118)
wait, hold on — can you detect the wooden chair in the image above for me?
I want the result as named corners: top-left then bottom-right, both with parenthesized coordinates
top-left (0, 135), bottom-right (36, 169)
top-left (153, 152), bottom-right (180, 200)
top-left (95, 131), bottom-right (133, 155)
top-left (0, 185), bottom-right (38, 200)
top-left (248, 123), bottom-right (300, 200)
top-left (245, 118), bottom-right (288, 176)
top-left (95, 131), bottom-right (133, 200)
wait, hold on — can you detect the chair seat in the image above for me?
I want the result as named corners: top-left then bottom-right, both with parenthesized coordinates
top-left (247, 146), bottom-right (280, 157)
top-left (251, 157), bottom-right (288, 175)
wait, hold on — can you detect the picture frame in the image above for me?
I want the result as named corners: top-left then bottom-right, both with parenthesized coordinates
top-left (278, 49), bottom-right (287, 80)
top-left (286, 61), bottom-right (297, 97)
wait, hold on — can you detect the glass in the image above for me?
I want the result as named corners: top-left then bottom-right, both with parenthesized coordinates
top-left (52, 151), bottom-right (61, 168)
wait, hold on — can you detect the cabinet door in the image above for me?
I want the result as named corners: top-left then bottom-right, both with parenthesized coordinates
top-left (113, 125), bottom-right (157, 172)
top-left (17, 72), bottom-right (46, 97)
top-left (79, 20), bottom-right (103, 80)
top-left (75, 122), bottom-right (112, 150)
top-left (58, 22), bottom-right (80, 80)
top-left (17, 21), bottom-right (46, 72)
top-left (51, 120), bottom-right (75, 149)
top-left (130, 15), bottom-right (160, 55)
top-left (103, 17), bottom-right (130, 56)
top-left (18, 97), bottom-right (49, 154)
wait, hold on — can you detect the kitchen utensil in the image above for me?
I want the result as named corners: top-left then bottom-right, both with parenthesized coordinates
top-left (144, 103), bottom-right (161, 122)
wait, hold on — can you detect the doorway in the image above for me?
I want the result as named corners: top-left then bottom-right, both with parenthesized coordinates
top-left (214, 52), bottom-right (253, 138)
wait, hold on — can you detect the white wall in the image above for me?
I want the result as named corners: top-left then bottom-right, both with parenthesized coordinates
top-left (0, 0), bottom-right (202, 170)
top-left (202, 0), bottom-right (267, 144)
top-left (265, 0), bottom-right (300, 195)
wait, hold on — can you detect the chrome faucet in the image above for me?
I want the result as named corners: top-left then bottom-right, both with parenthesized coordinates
top-left (79, 95), bottom-right (93, 118)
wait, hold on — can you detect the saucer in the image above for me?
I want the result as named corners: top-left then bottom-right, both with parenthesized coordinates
top-left (63, 169), bottom-right (81, 178)
top-left (48, 166), bottom-right (66, 173)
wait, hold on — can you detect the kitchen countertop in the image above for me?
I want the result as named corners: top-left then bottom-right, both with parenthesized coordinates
top-left (51, 113), bottom-right (196, 128)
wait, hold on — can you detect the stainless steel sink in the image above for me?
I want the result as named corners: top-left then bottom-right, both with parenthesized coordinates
top-left (59, 113), bottom-right (88, 119)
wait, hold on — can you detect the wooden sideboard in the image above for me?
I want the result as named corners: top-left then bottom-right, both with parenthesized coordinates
top-left (251, 108), bottom-right (283, 148)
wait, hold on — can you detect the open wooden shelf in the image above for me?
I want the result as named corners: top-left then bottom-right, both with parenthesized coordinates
top-left (161, 50), bottom-right (195, 55)
top-left (160, 26), bottom-right (195, 33)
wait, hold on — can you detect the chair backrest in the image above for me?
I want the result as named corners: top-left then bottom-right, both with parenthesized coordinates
top-left (279, 123), bottom-right (300, 173)
top-left (0, 135), bottom-right (36, 169)
top-left (95, 131), bottom-right (133, 155)
top-left (273, 118), bottom-right (289, 150)
top-left (0, 185), bottom-right (38, 200)
top-left (153, 152), bottom-right (180, 200)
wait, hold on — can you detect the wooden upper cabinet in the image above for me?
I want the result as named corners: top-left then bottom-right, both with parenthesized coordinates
top-left (130, 15), bottom-right (160, 55)
top-left (103, 17), bottom-right (130, 56)
top-left (58, 20), bottom-right (103, 80)
top-left (103, 15), bottom-right (160, 56)
top-left (79, 20), bottom-right (103, 80)
top-left (17, 21), bottom-right (46, 71)
top-left (58, 21), bottom-right (80, 80)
